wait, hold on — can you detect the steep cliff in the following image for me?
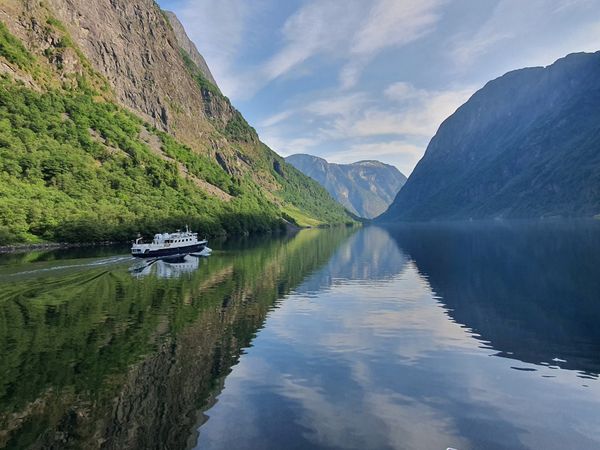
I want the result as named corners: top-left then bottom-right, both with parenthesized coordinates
top-left (163, 10), bottom-right (218, 88)
top-left (380, 51), bottom-right (600, 222)
top-left (0, 0), bottom-right (352, 243)
top-left (286, 154), bottom-right (406, 219)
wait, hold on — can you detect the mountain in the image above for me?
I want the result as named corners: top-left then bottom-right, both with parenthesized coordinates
top-left (286, 154), bottom-right (406, 219)
top-left (380, 51), bottom-right (600, 222)
top-left (0, 0), bottom-right (352, 244)
top-left (163, 11), bottom-right (218, 87)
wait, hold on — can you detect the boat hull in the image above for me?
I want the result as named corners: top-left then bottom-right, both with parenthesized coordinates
top-left (131, 242), bottom-right (206, 259)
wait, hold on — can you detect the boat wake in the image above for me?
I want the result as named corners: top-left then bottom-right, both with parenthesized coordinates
top-left (5, 255), bottom-right (134, 277)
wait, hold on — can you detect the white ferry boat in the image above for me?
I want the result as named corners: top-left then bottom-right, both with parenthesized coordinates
top-left (131, 227), bottom-right (207, 259)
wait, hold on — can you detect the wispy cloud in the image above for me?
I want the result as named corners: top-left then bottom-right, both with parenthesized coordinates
top-left (259, 110), bottom-right (295, 128)
top-left (328, 142), bottom-right (424, 176)
top-left (304, 93), bottom-right (369, 116)
top-left (257, 83), bottom-right (473, 174)
top-left (260, 132), bottom-right (320, 157)
top-left (161, 0), bottom-right (599, 174)
top-left (262, 1), bottom-right (361, 82)
top-left (326, 83), bottom-right (474, 140)
top-left (261, 0), bottom-right (445, 90)
top-left (340, 0), bottom-right (445, 88)
top-left (449, 0), bottom-right (600, 71)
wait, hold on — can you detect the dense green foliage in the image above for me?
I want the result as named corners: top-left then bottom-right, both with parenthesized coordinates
top-left (0, 78), bottom-right (282, 244)
top-left (0, 19), bottom-right (353, 245)
top-left (0, 21), bottom-right (32, 70)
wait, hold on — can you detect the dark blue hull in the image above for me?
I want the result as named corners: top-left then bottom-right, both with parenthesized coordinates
top-left (132, 242), bottom-right (206, 259)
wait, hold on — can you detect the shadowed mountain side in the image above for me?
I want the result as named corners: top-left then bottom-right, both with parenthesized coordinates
top-left (0, 229), bottom-right (353, 449)
top-left (286, 154), bottom-right (406, 219)
top-left (380, 51), bottom-right (600, 222)
top-left (386, 222), bottom-right (600, 376)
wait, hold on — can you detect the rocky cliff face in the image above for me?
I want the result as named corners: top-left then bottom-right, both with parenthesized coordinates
top-left (163, 10), bottom-right (218, 87)
top-left (286, 154), bottom-right (406, 218)
top-left (380, 51), bottom-right (600, 222)
top-left (0, 0), bottom-right (232, 154)
top-left (0, 0), bottom-right (352, 241)
top-left (33, 1), bottom-right (199, 130)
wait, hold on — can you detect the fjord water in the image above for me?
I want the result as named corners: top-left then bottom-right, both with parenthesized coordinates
top-left (1, 224), bottom-right (599, 449)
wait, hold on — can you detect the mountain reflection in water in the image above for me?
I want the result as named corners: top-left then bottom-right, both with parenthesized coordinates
top-left (0, 229), bottom-right (352, 450)
top-left (195, 222), bottom-right (600, 450)
top-left (388, 221), bottom-right (600, 377)
top-left (1, 222), bottom-right (599, 450)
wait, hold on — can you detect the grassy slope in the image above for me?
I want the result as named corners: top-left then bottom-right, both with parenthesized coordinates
top-left (179, 47), bottom-right (353, 227)
top-left (0, 18), bottom-right (353, 244)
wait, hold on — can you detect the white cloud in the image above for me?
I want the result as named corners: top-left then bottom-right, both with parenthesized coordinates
top-left (262, 1), bottom-right (363, 83)
top-left (260, 132), bottom-right (320, 157)
top-left (328, 83), bottom-right (474, 140)
top-left (259, 109), bottom-right (295, 128)
top-left (172, 0), bottom-right (446, 98)
top-left (262, 0), bottom-right (445, 89)
top-left (257, 83), bottom-right (473, 174)
top-left (327, 141), bottom-right (424, 176)
top-left (304, 93), bottom-right (369, 116)
top-left (338, 0), bottom-right (445, 89)
top-left (352, 0), bottom-right (443, 56)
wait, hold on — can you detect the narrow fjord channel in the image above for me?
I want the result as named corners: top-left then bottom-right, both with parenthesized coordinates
top-left (1, 223), bottom-right (599, 450)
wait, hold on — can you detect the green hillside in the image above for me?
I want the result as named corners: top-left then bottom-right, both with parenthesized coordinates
top-left (0, 17), bottom-right (353, 245)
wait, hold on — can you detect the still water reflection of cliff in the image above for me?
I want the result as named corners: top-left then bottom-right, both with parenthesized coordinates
top-left (1, 222), bottom-right (600, 450)
top-left (195, 222), bottom-right (600, 450)
top-left (0, 229), bottom-right (353, 449)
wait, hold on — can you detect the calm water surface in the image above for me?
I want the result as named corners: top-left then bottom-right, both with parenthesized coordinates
top-left (0, 223), bottom-right (599, 449)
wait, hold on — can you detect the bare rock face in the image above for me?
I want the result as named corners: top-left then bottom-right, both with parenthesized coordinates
top-left (1, 0), bottom-right (252, 160)
top-left (163, 10), bottom-right (218, 87)
top-left (43, 0), bottom-right (212, 140)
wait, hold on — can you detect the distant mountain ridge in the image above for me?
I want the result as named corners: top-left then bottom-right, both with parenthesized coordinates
top-left (286, 154), bottom-right (406, 218)
top-left (380, 51), bottom-right (600, 222)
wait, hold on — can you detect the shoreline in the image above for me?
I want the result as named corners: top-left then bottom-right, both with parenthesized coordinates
top-left (0, 241), bottom-right (122, 254)
top-left (0, 222), bottom-right (358, 255)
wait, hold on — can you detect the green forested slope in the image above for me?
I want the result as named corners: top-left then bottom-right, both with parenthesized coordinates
top-left (0, 12), bottom-right (353, 245)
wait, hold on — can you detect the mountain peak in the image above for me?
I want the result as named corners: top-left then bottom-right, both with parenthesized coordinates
top-left (286, 154), bottom-right (406, 219)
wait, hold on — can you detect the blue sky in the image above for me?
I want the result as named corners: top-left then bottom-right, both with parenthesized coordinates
top-left (158, 0), bottom-right (600, 175)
